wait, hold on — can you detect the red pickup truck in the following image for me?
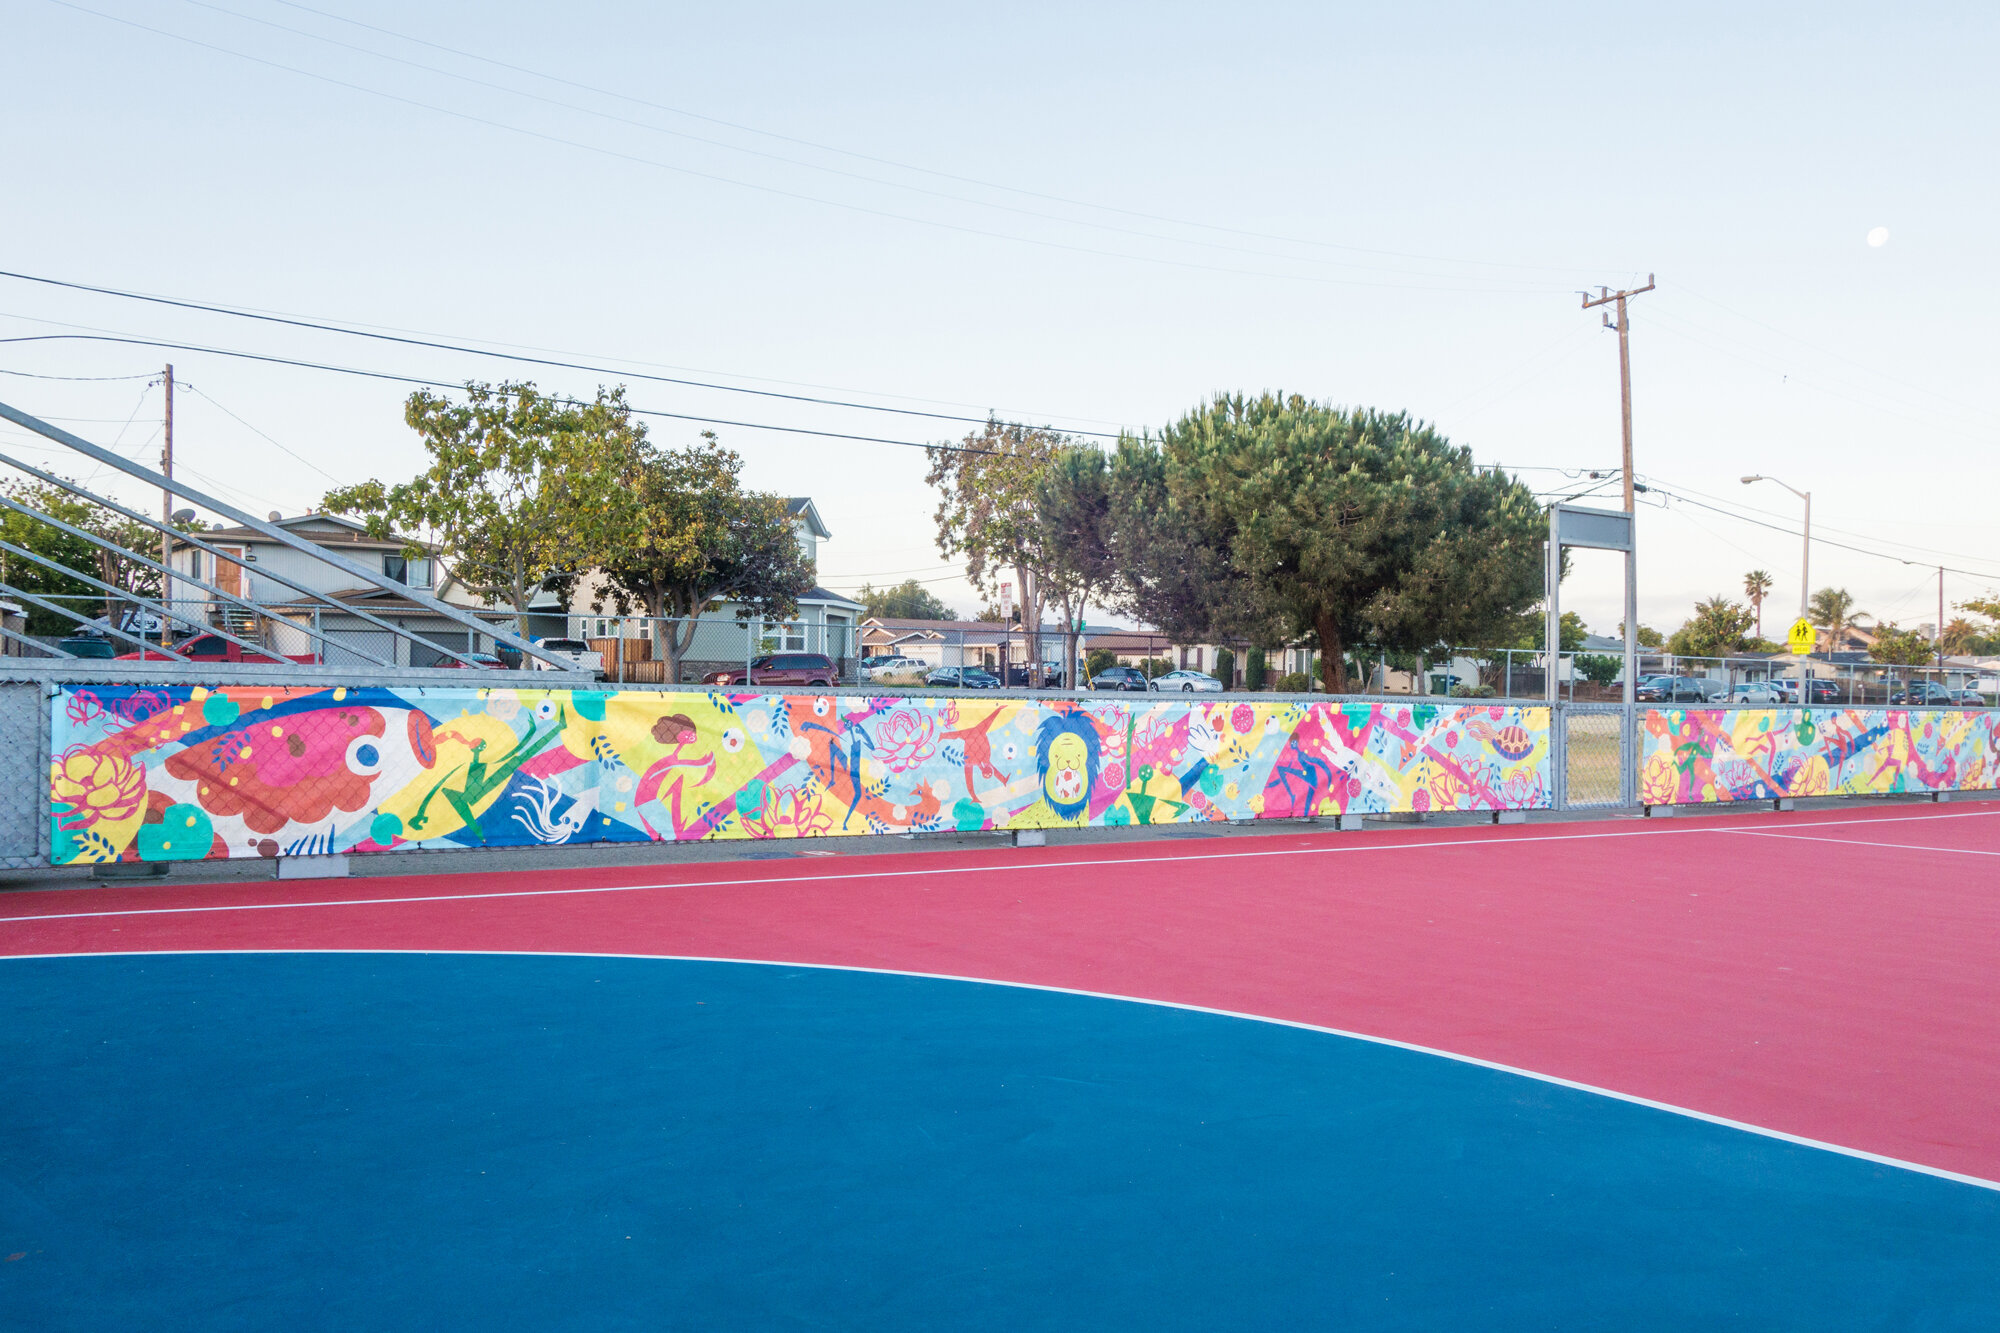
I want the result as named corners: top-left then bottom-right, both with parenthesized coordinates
top-left (115, 633), bottom-right (319, 665)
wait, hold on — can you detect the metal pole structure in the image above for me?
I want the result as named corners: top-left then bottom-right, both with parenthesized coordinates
top-left (160, 364), bottom-right (173, 616)
top-left (1581, 276), bottom-right (1655, 514)
top-left (1742, 473), bottom-right (1812, 703)
top-left (1544, 525), bottom-right (1562, 705)
top-left (1938, 566), bottom-right (1946, 673)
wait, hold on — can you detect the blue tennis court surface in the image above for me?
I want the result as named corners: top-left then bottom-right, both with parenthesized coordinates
top-left (3, 951), bottom-right (1995, 1330)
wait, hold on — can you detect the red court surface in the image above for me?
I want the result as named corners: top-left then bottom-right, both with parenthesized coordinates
top-left (5, 801), bottom-right (1998, 1184)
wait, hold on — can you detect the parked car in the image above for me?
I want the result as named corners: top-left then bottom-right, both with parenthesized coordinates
top-left (707, 652), bottom-right (838, 687)
top-left (1888, 681), bottom-right (1956, 706)
top-left (432, 652), bottom-right (505, 670)
top-left (925, 666), bottom-right (1001, 689)
top-left (528, 637), bottom-right (606, 676)
top-left (1691, 678), bottom-right (1729, 701)
top-left (860, 655), bottom-right (927, 682)
top-left (1003, 664), bottom-right (1064, 688)
top-left (56, 633), bottom-right (117, 660)
top-left (115, 632), bottom-right (316, 665)
top-left (1089, 666), bottom-right (1152, 692)
top-left (1727, 682), bottom-right (1786, 704)
top-left (1946, 688), bottom-right (1987, 707)
top-left (1635, 676), bottom-right (1707, 703)
top-left (1147, 669), bottom-right (1224, 693)
top-left (1774, 678), bottom-right (1844, 704)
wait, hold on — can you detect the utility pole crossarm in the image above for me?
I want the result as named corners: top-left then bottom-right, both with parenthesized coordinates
top-left (1579, 276), bottom-right (1655, 515)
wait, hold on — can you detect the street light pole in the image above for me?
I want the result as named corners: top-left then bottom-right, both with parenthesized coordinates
top-left (1743, 474), bottom-right (1812, 701)
top-left (1742, 475), bottom-right (1811, 620)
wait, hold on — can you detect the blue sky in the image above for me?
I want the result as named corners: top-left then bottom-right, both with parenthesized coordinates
top-left (4, 1), bottom-right (1995, 636)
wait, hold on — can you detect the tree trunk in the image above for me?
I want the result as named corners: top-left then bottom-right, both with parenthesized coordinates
top-left (1315, 609), bottom-right (1348, 694)
top-left (1015, 562), bottom-right (1039, 687)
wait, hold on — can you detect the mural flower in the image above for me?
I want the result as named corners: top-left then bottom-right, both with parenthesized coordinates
top-left (52, 746), bottom-right (145, 827)
top-left (1231, 704), bottom-right (1255, 734)
top-left (874, 708), bottom-right (941, 773)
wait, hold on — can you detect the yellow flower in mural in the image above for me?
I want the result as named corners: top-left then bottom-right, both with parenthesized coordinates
top-left (1793, 755), bottom-right (1831, 797)
top-left (1639, 751), bottom-right (1681, 806)
top-left (50, 746), bottom-right (148, 861)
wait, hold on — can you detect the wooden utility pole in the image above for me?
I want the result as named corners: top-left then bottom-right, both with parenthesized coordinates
top-left (1581, 276), bottom-right (1655, 512)
top-left (160, 364), bottom-right (174, 639)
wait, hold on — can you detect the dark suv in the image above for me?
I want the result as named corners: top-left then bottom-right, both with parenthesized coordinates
top-left (706, 653), bottom-right (837, 687)
top-left (1089, 666), bottom-right (1151, 692)
top-left (1888, 681), bottom-right (1955, 706)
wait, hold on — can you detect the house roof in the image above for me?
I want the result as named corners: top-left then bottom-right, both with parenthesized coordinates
top-left (799, 585), bottom-right (864, 611)
top-left (177, 512), bottom-right (431, 553)
top-left (786, 498), bottom-right (831, 541)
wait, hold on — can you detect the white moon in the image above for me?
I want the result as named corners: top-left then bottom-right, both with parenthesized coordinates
top-left (1866, 226), bottom-right (1890, 247)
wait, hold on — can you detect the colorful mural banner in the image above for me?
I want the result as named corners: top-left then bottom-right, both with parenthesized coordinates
top-left (1640, 707), bottom-right (2000, 804)
top-left (46, 684), bottom-right (1551, 865)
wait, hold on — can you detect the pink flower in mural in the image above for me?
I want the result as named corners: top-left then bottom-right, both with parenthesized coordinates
top-left (110, 690), bottom-right (171, 724)
top-left (875, 708), bottom-right (941, 773)
top-left (51, 746), bottom-right (145, 828)
top-left (1100, 760), bottom-right (1126, 792)
top-left (1231, 704), bottom-right (1255, 734)
top-left (64, 691), bottom-right (104, 727)
top-left (1412, 787), bottom-right (1432, 812)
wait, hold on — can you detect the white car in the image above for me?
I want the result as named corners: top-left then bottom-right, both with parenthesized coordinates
top-left (862, 655), bottom-right (928, 682)
top-left (1147, 669), bottom-right (1225, 693)
top-left (1728, 683), bottom-right (1786, 704)
top-left (529, 636), bottom-right (605, 676)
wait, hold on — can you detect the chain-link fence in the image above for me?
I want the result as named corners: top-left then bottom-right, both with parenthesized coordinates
top-left (1559, 702), bottom-right (1633, 808)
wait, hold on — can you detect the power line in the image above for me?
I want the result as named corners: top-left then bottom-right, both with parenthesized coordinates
top-left (171, 0), bottom-right (1565, 287)
top-left (182, 382), bottom-right (353, 484)
top-left (0, 332), bottom-right (1006, 457)
top-left (1642, 481), bottom-right (2000, 583)
top-left (0, 267), bottom-right (1124, 440)
top-left (45, 0), bottom-right (1561, 297)
top-left (257, 0), bottom-right (1593, 278)
top-left (0, 367), bottom-right (156, 381)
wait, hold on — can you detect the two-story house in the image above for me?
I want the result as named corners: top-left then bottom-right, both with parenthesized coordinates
top-left (165, 513), bottom-right (509, 667)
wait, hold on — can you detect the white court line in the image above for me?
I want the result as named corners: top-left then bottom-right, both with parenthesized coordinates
top-left (1720, 828), bottom-right (2000, 857)
top-left (3, 805), bottom-right (1996, 927)
top-left (4, 946), bottom-right (1995, 1196)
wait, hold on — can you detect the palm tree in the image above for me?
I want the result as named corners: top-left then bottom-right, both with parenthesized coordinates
top-left (1940, 617), bottom-right (1981, 656)
top-left (1743, 569), bottom-right (1774, 640)
top-left (1807, 587), bottom-right (1869, 654)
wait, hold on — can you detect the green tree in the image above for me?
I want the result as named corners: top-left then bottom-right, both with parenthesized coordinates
top-left (1245, 646), bottom-right (1268, 691)
top-left (1667, 595), bottom-right (1756, 659)
top-left (926, 419), bottom-right (1074, 683)
top-left (1959, 592), bottom-right (2000, 621)
top-left (1109, 396), bottom-right (1544, 692)
top-left (590, 434), bottom-right (813, 681)
top-left (1743, 569), bottom-right (1775, 640)
top-left (1940, 617), bottom-right (1983, 656)
top-left (1035, 445), bottom-right (1119, 676)
top-left (854, 578), bottom-right (958, 621)
top-left (1807, 586), bottom-right (1869, 654)
top-left (0, 477), bottom-right (164, 635)
top-left (324, 381), bottom-right (636, 636)
top-left (1575, 653), bottom-right (1621, 684)
top-left (1084, 647), bottom-right (1116, 679)
top-left (1212, 646), bottom-right (1235, 689)
top-left (1869, 623), bottom-right (1935, 666)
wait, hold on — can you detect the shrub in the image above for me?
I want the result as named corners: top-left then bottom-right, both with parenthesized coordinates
top-left (1277, 672), bottom-right (1311, 693)
top-left (1213, 647), bottom-right (1235, 689)
top-left (1085, 648), bottom-right (1116, 679)
top-left (1575, 653), bottom-right (1621, 685)
top-left (1451, 683), bottom-right (1497, 698)
top-left (1246, 647), bottom-right (1267, 691)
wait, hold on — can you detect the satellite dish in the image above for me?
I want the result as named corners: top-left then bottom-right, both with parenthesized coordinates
top-left (171, 508), bottom-right (196, 523)
top-left (267, 511), bottom-right (283, 522)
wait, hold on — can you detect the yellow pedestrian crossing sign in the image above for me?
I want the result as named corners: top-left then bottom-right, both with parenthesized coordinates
top-left (1787, 618), bottom-right (1817, 656)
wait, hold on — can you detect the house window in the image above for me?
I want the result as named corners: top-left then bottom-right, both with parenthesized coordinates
top-left (783, 621), bottom-right (806, 651)
top-left (383, 554), bottom-right (433, 588)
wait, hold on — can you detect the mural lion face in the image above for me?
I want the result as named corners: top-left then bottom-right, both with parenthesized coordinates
top-left (1044, 731), bottom-right (1089, 806)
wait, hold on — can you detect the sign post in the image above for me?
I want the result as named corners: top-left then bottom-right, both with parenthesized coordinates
top-left (1788, 616), bottom-right (1817, 705)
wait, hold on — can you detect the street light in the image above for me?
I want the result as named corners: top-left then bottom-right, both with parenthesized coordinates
top-left (1743, 474), bottom-right (1813, 703)
top-left (1741, 475), bottom-right (1811, 621)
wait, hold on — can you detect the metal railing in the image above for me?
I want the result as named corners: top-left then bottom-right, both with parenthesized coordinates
top-left (0, 395), bottom-right (581, 673)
